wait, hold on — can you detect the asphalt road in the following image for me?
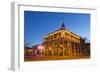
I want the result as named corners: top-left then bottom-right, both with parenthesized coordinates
top-left (24, 56), bottom-right (90, 62)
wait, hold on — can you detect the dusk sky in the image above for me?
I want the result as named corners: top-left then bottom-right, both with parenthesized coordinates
top-left (24, 11), bottom-right (90, 47)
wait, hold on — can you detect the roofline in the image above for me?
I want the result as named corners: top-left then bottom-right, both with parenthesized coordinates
top-left (44, 28), bottom-right (81, 38)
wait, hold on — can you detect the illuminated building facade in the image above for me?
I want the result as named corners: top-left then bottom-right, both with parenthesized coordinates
top-left (42, 22), bottom-right (83, 56)
top-left (24, 22), bottom-right (90, 59)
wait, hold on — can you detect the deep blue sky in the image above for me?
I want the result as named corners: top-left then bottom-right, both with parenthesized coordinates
top-left (24, 11), bottom-right (90, 47)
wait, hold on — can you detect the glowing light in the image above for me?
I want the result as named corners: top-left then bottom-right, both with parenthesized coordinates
top-left (38, 45), bottom-right (44, 50)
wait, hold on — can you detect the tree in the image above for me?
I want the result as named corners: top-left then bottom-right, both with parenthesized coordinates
top-left (24, 40), bottom-right (29, 48)
top-left (83, 37), bottom-right (90, 43)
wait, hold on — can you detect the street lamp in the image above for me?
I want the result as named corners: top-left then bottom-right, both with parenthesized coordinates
top-left (38, 45), bottom-right (44, 50)
top-left (37, 45), bottom-right (44, 56)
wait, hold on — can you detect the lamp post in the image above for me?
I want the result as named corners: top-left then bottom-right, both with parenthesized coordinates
top-left (37, 45), bottom-right (44, 56)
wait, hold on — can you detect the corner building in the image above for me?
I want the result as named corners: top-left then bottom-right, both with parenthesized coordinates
top-left (42, 22), bottom-right (84, 56)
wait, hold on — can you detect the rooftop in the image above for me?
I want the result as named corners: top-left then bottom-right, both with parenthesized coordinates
top-left (44, 22), bottom-right (81, 38)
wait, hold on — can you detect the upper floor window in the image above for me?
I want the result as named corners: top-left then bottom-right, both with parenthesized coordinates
top-left (54, 34), bottom-right (57, 38)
